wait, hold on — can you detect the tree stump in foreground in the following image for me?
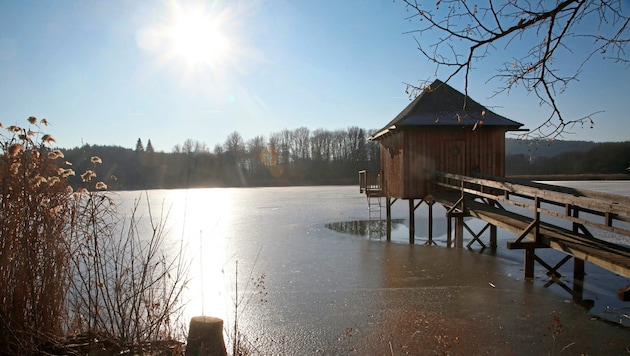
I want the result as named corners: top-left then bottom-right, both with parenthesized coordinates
top-left (186, 316), bottom-right (227, 356)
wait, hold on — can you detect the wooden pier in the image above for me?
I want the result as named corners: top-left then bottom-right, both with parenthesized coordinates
top-left (431, 171), bottom-right (630, 278)
top-left (360, 170), bottom-right (630, 299)
top-left (437, 171), bottom-right (630, 300)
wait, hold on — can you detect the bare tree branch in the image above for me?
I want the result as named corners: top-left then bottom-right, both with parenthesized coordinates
top-left (400, 0), bottom-right (629, 140)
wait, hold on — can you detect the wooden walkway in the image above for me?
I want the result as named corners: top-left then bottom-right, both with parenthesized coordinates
top-left (431, 172), bottom-right (630, 282)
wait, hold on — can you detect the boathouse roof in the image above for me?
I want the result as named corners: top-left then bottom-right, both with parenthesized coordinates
top-left (370, 79), bottom-right (524, 140)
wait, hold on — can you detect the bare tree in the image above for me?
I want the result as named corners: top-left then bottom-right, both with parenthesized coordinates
top-left (401, 0), bottom-right (629, 139)
top-left (223, 131), bottom-right (246, 163)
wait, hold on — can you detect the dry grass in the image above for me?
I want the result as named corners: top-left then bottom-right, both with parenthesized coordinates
top-left (0, 118), bottom-right (188, 354)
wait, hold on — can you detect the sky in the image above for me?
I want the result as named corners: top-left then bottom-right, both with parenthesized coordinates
top-left (0, 0), bottom-right (628, 152)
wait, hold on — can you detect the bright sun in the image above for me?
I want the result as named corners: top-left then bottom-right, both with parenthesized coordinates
top-left (168, 8), bottom-right (230, 67)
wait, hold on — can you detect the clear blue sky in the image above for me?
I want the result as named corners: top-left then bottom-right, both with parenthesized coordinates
top-left (0, 0), bottom-right (628, 152)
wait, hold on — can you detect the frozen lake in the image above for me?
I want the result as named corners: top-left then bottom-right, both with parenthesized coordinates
top-left (111, 182), bottom-right (630, 354)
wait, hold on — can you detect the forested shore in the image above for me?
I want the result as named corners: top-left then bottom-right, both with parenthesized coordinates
top-left (61, 128), bottom-right (630, 190)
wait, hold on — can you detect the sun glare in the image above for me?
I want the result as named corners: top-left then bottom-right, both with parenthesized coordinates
top-left (136, 2), bottom-right (250, 81)
top-left (160, 4), bottom-right (234, 70)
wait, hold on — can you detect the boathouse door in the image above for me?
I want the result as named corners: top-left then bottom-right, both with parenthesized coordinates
top-left (443, 139), bottom-right (465, 175)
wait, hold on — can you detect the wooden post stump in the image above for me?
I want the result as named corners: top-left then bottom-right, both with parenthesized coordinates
top-left (187, 316), bottom-right (227, 356)
top-left (618, 285), bottom-right (630, 301)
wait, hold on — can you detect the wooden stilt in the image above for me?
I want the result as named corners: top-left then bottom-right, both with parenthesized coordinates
top-left (490, 225), bottom-right (497, 248)
top-left (386, 196), bottom-right (392, 241)
top-left (427, 201), bottom-right (435, 245)
top-left (446, 213), bottom-right (452, 248)
top-left (409, 198), bottom-right (415, 244)
top-left (524, 248), bottom-right (535, 279)
top-left (573, 257), bottom-right (585, 301)
top-left (455, 215), bottom-right (464, 249)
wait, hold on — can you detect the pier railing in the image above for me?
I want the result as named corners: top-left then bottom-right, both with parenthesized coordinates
top-left (432, 170), bottom-right (630, 240)
top-left (359, 170), bottom-right (382, 195)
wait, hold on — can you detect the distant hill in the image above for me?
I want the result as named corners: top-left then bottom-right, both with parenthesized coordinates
top-left (505, 138), bottom-right (598, 157)
top-left (505, 141), bottom-right (630, 176)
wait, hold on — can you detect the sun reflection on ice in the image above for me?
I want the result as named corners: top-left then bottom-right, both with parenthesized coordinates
top-left (163, 188), bottom-right (234, 323)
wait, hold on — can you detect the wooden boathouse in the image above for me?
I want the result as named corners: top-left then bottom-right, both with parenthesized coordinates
top-left (359, 79), bottom-right (630, 301)
top-left (360, 79), bottom-right (524, 243)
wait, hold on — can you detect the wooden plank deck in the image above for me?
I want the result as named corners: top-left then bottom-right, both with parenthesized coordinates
top-left (462, 198), bottom-right (630, 278)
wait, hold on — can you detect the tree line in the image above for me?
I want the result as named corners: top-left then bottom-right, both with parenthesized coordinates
top-left (63, 126), bottom-right (380, 190)
top-left (62, 128), bottom-right (629, 190)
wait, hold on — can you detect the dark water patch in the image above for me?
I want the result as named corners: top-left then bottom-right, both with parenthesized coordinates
top-left (325, 219), bottom-right (405, 239)
top-left (326, 216), bottom-right (451, 244)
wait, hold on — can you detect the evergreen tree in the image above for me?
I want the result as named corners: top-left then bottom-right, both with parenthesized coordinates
top-left (135, 138), bottom-right (144, 152)
top-left (146, 139), bottom-right (155, 154)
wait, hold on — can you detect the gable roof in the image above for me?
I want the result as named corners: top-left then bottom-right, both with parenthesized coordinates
top-left (370, 79), bottom-right (524, 140)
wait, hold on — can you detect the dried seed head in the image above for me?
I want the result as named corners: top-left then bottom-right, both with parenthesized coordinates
top-left (48, 176), bottom-right (60, 186)
top-left (9, 162), bottom-right (20, 175)
top-left (61, 169), bottom-right (75, 178)
top-left (48, 150), bottom-right (63, 159)
top-left (95, 181), bottom-right (107, 190)
top-left (27, 116), bottom-right (37, 125)
top-left (91, 156), bottom-right (102, 164)
top-left (30, 176), bottom-right (47, 188)
top-left (81, 169), bottom-right (96, 182)
top-left (8, 143), bottom-right (24, 157)
top-left (41, 134), bottom-right (56, 143)
top-left (7, 125), bottom-right (21, 133)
